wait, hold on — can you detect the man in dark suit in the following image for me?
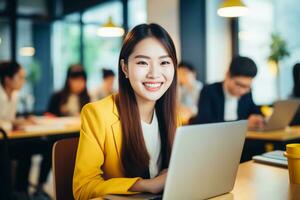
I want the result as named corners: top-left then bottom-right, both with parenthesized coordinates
top-left (192, 56), bottom-right (265, 129)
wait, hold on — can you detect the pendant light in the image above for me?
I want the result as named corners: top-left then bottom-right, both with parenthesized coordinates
top-left (217, 0), bottom-right (249, 18)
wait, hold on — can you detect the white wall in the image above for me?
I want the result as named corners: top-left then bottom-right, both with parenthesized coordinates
top-left (147, 0), bottom-right (181, 60)
top-left (206, 0), bottom-right (232, 83)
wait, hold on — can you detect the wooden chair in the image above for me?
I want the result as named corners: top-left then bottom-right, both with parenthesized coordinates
top-left (52, 137), bottom-right (79, 200)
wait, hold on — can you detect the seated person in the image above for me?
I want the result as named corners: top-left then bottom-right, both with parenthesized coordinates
top-left (191, 56), bottom-right (264, 130)
top-left (91, 68), bottom-right (116, 101)
top-left (0, 61), bottom-right (50, 199)
top-left (0, 61), bottom-right (34, 132)
top-left (47, 64), bottom-right (90, 116)
top-left (73, 23), bottom-right (179, 199)
top-left (177, 62), bottom-right (203, 123)
top-left (290, 63), bottom-right (300, 126)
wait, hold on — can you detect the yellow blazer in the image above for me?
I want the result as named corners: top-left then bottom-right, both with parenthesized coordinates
top-left (73, 95), bottom-right (141, 199)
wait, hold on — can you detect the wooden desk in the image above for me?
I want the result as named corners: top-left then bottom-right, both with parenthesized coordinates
top-left (92, 162), bottom-right (300, 200)
top-left (0, 117), bottom-right (80, 200)
top-left (247, 126), bottom-right (300, 141)
top-left (243, 127), bottom-right (300, 162)
top-left (223, 161), bottom-right (300, 200)
top-left (0, 116), bottom-right (80, 140)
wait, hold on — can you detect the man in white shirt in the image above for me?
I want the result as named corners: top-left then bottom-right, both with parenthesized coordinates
top-left (192, 56), bottom-right (265, 130)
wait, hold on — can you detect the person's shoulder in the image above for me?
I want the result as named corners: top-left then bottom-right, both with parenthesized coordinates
top-left (81, 94), bottom-right (117, 118)
top-left (202, 82), bottom-right (222, 92)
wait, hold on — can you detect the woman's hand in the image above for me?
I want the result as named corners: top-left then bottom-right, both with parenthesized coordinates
top-left (130, 169), bottom-right (168, 194)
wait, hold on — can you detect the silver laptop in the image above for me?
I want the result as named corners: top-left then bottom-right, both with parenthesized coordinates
top-left (257, 100), bottom-right (300, 131)
top-left (104, 121), bottom-right (247, 200)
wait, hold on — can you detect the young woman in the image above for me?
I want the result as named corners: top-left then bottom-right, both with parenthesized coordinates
top-left (73, 23), bottom-right (179, 199)
top-left (47, 64), bottom-right (90, 116)
top-left (0, 61), bottom-right (28, 131)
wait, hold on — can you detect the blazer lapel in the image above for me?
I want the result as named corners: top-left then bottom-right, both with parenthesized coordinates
top-left (111, 96), bottom-right (122, 159)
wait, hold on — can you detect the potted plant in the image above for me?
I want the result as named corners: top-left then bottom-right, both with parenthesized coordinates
top-left (268, 32), bottom-right (290, 99)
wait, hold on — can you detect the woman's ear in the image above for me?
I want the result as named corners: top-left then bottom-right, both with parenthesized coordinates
top-left (121, 59), bottom-right (129, 78)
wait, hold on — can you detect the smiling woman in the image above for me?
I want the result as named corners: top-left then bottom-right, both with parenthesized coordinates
top-left (73, 23), bottom-right (179, 199)
top-left (121, 37), bottom-right (175, 104)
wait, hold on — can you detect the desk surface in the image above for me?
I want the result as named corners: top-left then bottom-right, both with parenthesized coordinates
top-left (247, 126), bottom-right (300, 141)
top-left (92, 161), bottom-right (300, 200)
top-left (0, 116), bottom-right (80, 140)
top-left (224, 161), bottom-right (300, 200)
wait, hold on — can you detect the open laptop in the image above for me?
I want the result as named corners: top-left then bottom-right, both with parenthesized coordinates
top-left (104, 120), bottom-right (247, 200)
top-left (255, 100), bottom-right (300, 131)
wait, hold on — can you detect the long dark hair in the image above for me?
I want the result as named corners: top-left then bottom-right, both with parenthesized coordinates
top-left (59, 64), bottom-right (90, 109)
top-left (116, 23), bottom-right (178, 178)
top-left (293, 63), bottom-right (300, 97)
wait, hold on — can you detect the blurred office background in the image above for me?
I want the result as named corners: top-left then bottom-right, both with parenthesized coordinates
top-left (1, 0), bottom-right (300, 113)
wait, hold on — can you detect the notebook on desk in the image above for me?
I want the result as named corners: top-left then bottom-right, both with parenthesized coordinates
top-left (252, 150), bottom-right (287, 167)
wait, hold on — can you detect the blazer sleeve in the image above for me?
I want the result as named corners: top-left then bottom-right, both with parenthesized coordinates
top-left (248, 92), bottom-right (261, 115)
top-left (73, 104), bottom-right (141, 200)
top-left (192, 86), bottom-right (216, 124)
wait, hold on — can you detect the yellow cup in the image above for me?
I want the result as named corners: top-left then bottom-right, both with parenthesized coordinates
top-left (284, 144), bottom-right (300, 184)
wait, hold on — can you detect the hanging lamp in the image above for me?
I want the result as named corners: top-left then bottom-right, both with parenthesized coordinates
top-left (97, 16), bottom-right (125, 37)
top-left (217, 0), bottom-right (249, 17)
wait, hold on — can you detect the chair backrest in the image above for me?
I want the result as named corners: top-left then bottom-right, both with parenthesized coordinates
top-left (52, 137), bottom-right (79, 200)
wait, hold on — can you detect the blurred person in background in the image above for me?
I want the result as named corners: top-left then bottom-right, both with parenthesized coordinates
top-left (47, 64), bottom-right (90, 116)
top-left (177, 62), bottom-right (202, 124)
top-left (290, 63), bottom-right (300, 126)
top-left (191, 56), bottom-right (265, 130)
top-left (92, 68), bottom-right (116, 101)
top-left (0, 61), bottom-right (42, 200)
top-left (0, 61), bottom-right (35, 131)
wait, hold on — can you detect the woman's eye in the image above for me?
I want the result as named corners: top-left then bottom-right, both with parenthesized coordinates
top-left (161, 61), bottom-right (170, 65)
top-left (136, 61), bottom-right (148, 65)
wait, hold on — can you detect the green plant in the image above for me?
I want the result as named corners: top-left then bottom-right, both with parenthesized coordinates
top-left (268, 33), bottom-right (290, 63)
top-left (27, 59), bottom-right (41, 84)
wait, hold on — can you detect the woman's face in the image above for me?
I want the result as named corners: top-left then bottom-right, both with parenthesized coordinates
top-left (122, 37), bottom-right (175, 103)
top-left (69, 77), bottom-right (86, 94)
top-left (6, 68), bottom-right (26, 91)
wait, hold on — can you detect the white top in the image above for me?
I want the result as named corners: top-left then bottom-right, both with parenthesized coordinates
top-left (223, 87), bottom-right (239, 121)
top-left (65, 94), bottom-right (80, 116)
top-left (141, 111), bottom-right (161, 178)
top-left (0, 84), bottom-right (19, 131)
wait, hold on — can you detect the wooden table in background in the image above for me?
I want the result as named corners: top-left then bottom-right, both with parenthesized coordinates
top-left (242, 126), bottom-right (300, 161)
top-left (0, 116), bottom-right (81, 140)
top-left (0, 116), bottom-right (81, 200)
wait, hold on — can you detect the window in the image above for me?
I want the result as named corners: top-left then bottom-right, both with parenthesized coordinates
top-left (52, 21), bottom-right (80, 90)
top-left (83, 24), bottom-right (121, 90)
top-left (16, 19), bottom-right (35, 113)
top-left (239, 0), bottom-right (300, 104)
top-left (17, 0), bottom-right (47, 15)
top-left (0, 18), bottom-right (10, 60)
top-left (0, 0), bottom-right (5, 11)
top-left (82, 1), bottom-right (123, 90)
top-left (128, 0), bottom-right (147, 29)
